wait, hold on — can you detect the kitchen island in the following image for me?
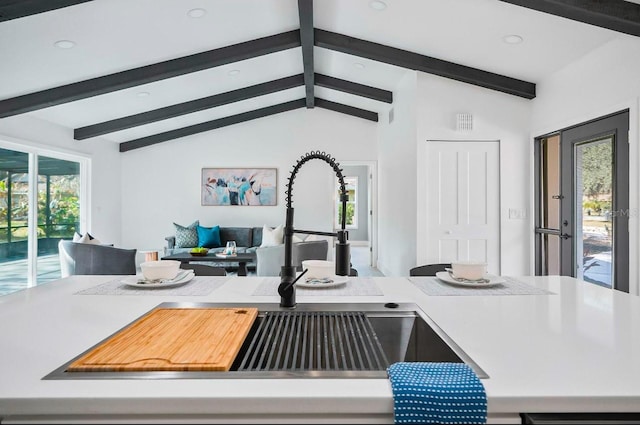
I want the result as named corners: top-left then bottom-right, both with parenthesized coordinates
top-left (1, 275), bottom-right (639, 424)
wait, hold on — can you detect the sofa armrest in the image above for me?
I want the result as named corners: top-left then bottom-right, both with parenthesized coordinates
top-left (255, 245), bottom-right (285, 277)
top-left (293, 240), bottom-right (329, 268)
top-left (165, 236), bottom-right (176, 249)
top-left (255, 240), bottom-right (329, 277)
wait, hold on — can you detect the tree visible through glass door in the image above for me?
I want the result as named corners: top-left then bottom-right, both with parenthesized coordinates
top-left (575, 138), bottom-right (613, 287)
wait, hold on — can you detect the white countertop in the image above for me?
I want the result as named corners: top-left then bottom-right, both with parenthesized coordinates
top-left (1, 275), bottom-right (639, 423)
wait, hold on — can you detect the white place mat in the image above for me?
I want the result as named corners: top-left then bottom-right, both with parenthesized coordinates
top-left (75, 276), bottom-right (232, 296)
top-left (408, 276), bottom-right (555, 296)
top-left (252, 277), bottom-right (384, 296)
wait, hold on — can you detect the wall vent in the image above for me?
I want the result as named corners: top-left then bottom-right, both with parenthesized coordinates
top-left (456, 113), bottom-right (473, 131)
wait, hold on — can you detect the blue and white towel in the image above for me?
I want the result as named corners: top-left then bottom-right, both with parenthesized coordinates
top-left (387, 362), bottom-right (487, 424)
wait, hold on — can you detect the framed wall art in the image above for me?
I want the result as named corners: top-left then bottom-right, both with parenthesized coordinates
top-left (201, 168), bottom-right (277, 206)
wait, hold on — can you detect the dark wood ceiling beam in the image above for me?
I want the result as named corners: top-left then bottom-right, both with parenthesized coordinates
top-left (314, 29), bottom-right (536, 99)
top-left (315, 98), bottom-right (378, 122)
top-left (119, 99), bottom-right (306, 152)
top-left (75, 74), bottom-right (305, 140)
top-left (315, 73), bottom-right (392, 103)
top-left (120, 96), bottom-right (377, 151)
top-left (0, 0), bottom-right (93, 22)
top-left (298, 0), bottom-right (315, 108)
top-left (0, 30), bottom-right (301, 118)
top-left (498, 0), bottom-right (640, 37)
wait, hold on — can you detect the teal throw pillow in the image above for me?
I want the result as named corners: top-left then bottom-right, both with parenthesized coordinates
top-left (173, 220), bottom-right (199, 248)
top-left (197, 225), bottom-right (221, 248)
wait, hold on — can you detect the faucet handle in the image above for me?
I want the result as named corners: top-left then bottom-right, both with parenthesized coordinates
top-left (278, 268), bottom-right (308, 308)
top-left (281, 268), bottom-right (308, 292)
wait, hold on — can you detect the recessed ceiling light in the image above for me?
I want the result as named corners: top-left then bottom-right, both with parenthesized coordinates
top-left (353, 62), bottom-right (365, 69)
top-left (502, 34), bottom-right (523, 44)
top-left (187, 8), bottom-right (207, 18)
top-left (228, 69), bottom-right (241, 76)
top-left (54, 40), bottom-right (76, 49)
top-left (136, 91), bottom-right (150, 97)
top-left (369, 0), bottom-right (387, 11)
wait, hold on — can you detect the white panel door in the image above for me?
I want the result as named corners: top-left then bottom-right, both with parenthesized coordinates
top-left (424, 141), bottom-right (501, 274)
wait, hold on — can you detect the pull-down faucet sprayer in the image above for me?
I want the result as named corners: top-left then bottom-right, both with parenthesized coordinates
top-left (277, 151), bottom-right (350, 308)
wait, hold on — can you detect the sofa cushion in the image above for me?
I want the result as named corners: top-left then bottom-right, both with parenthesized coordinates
top-left (75, 233), bottom-right (102, 244)
top-left (197, 225), bottom-right (222, 248)
top-left (219, 227), bottom-right (252, 247)
top-left (174, 220), bottom-right (199, 248)
top-left (251, 226), bottom-right (263, 247)
top-left (260, 225), bottom-right (284, 247)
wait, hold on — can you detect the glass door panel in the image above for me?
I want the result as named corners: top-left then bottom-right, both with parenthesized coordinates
top-left (538, 233), bottom-right (561, 276)
top-left (37, 156), bottom-right (81, 284)
top-left (0, 148), bottom-right (29, 294)
top-left (575, 138), bottom-right (613, 287)
top-left (535, 134), bottom-right (563, 275)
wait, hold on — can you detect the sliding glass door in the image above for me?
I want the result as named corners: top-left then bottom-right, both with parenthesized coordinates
top-left (0, 146), bottom-right (85, 295)
top-left (0, 149), bottom-right (30, 295)
top-left (535, 111), bottom-right (629, 292)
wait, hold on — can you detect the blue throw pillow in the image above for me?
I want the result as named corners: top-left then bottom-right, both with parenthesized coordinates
top-left (197, 225), bottom-right (221, 248)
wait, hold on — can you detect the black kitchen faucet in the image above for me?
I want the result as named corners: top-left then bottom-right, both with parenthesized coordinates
top-left (277, 151), bottom-right (350, 308)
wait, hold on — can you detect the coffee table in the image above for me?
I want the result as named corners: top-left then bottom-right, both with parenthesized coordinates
top-left (161, 252), bottom-right (255, 276)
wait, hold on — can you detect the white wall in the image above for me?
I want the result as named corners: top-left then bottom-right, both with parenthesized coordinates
top-left (0, 114), bottom-right (122, 245)
top-left (415, 73), bottom-right (533, 276)
top-left (120, 107), bottom-right (378, 256)
top-left (377, 72), bottom-right (418, 277)
top-left (531, 36), bottom-right (640, 294)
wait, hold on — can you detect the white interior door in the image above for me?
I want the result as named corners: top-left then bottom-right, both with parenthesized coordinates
top-left (423, 141), bottom-right (501, 274)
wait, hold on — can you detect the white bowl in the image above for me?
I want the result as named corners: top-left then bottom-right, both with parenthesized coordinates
top-left (451, 261), bottom-right (487, 280)
top-left (302, 260), bottom-right (335, 279)
top-left (140, 260), bottom-right (180, 280)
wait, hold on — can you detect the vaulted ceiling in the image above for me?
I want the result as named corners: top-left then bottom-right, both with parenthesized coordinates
top-left (0, 0), bottom-right (638, 151)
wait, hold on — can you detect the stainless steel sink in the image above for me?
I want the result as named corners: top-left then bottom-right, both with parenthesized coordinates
top-left (44, 302), bottom-right (488, 380)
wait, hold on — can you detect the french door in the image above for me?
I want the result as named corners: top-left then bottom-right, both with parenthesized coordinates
top-left (535, 111), bottom-right (629, 292)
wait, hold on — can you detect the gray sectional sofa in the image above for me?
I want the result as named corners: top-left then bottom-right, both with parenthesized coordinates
top-left (165, 226), bottom-right (262, 272)
top-left (164, 226), bottom-right (328, 276)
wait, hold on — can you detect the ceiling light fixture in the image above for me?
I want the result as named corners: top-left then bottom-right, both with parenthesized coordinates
top-left (502, 34), bottom-right (523, 44)
top-left (353, 62), bottom-right (365, 69)
top-left (369, 1), bottom-right (387, 11)
top-left (54, 40), bottom-right (76, 49)
top-left (228, 69), bottom-right (241, 76)
top-left (187, 8), bottom-right (207, 18)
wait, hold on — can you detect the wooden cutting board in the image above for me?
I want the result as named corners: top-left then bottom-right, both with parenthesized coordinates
top-left (67, 307), bottom-right (258, 372)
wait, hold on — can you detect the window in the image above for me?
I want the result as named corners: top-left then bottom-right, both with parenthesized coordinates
top-left (336, 176), bottom-right (357, 229)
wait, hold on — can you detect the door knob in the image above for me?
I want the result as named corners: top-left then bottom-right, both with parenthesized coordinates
top-left (445, 230), bottom-right (452, 235)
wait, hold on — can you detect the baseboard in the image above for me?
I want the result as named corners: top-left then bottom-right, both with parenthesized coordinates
top-left (377, 260), bottom-right (392, 277)
top-left (349, 241), bottom-right (369, 247)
